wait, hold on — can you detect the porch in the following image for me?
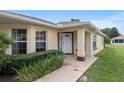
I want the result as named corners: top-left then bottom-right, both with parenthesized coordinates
top-left (58, 28), bottom-right (93, 61)
top-left (35, 55), bottom-right (97, 82)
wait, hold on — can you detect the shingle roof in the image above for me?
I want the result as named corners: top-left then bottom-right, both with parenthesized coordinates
top-left (58, 21), bottom-right (82, 26)
top-left (57, 21), bottom-right (88, 27)
top-left (0, 11), bottom-right (57, 27)
top-left (111, 35), bottom-right (124, 40)
top-left (6, 12), bottom-right (57, 25)
top-left (0, 11), bottom-right (106, 37)
top-left (57, 21), bottom-right (98, 29)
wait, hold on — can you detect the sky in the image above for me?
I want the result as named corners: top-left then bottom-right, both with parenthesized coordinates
top-left (8, 10), bottom-right (124, 34)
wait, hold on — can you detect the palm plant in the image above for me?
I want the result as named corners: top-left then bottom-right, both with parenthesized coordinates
top-left (0, 32), bottom-right (13, 55)
top-left (0, 32), bottom-right (13, 71)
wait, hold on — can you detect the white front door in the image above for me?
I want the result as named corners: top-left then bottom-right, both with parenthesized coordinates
top-left (61, 33), bottom-right (73, 53)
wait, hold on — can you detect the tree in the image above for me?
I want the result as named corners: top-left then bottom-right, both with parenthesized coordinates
top-left (101, 28), bottom-right (111, 37)
top-left (101, 28), bottom-right (111, 44)
top-left (0, 33), bottom-right (13, 54)
top-left (109, 27), bottom-right (121, 39)
top-left (101, 27), bottom-right (121, 44)
top-left (101, 27), bottom-right (121, 39)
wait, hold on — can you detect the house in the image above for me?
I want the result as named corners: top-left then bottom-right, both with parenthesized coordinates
top-left (111, 35), bottom-right (124, 45)
top-left (0, 11), bottom-right (106, 61)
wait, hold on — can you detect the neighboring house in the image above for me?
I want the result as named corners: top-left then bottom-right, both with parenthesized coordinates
top-left (111, 35), bottom-right (124, 45)
top-left (0, 11), bottom-right (106, 61)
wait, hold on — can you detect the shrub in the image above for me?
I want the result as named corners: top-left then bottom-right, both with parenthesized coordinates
top-left (0, 50), bottom-right (64, 75)
top-left (16, 52), bottom-right (64, 81)
top-left (0, 55), bottom-right (7, 71)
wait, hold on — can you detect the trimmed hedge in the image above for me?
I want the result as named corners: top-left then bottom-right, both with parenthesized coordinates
top-left (17, 53), bottom-right (64, 81)
top-left (0, 50), bottom-right (64, 75)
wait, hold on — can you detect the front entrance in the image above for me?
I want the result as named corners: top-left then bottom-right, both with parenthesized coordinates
top-left (59, 33), bottom-right (73, 54)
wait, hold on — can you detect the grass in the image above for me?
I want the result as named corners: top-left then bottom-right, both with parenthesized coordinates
top-left (81, 45), bottom-right (124, 82)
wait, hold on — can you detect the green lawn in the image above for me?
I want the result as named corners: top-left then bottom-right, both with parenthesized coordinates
top-left (81, 45), bottom-right (124, 82)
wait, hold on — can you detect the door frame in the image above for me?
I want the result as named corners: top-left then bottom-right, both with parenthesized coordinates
top-left (58, 32), bottom-right (74, 54)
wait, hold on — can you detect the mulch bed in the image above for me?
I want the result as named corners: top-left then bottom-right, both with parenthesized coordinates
top-left (0, 75), bottom-right (19, 82)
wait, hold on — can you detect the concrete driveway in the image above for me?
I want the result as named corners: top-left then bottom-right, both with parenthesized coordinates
top-left (35, 55), bottom-right (97, 82)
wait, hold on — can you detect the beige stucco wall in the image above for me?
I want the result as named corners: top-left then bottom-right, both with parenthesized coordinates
top-left (0, 24), bottom-right (58, 55)
top-left (29, 25), bottom-right (58, 53)
top-left (80, 27), bottom-right (104, 57)
top-left (0, 23), bottom-right (104, 57)
top-left (47, 28), bottom-right (58, 50)
top-left (92, 33), bottom-right (104, 55)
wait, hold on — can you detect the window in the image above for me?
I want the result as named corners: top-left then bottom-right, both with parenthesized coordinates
top-left (119, 39), bottom-right (123, 43)
top-left (93, 34), bottom-right (97, 49)
top-left (12, 29), bottom-right (27, 54)
top-left (112, 40), bottom-right (114, 43)
top-left (36, 31), bottom-right (46, 52)
top-left (115, 40), bottom-right (118, 43)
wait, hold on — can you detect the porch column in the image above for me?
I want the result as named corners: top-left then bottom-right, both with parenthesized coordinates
top-left (77, 29), bottom-right (85, 61)
top-left (90, 33), bottom-right (93, 56)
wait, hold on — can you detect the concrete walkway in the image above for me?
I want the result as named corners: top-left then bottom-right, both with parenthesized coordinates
top-left (35, 55), bottom-right (97, 82)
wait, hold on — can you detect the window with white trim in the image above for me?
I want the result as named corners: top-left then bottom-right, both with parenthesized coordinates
top-left (119, 39), bottom-right (123, 43)
top-left (11, 29), bottom-right (27, 54)
top-left (112, 40), bottom-right (114, 43)
top-left (93, 34), bottom-right (97, 49)
top-left (115, 40), bottom-right (118, 43)
top-left (36, 31), bottom-right (46, 52)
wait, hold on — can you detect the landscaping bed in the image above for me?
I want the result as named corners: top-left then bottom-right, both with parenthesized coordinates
top-left (0, 50), bottom-right (64, 82)
top-left (0, 75), bottom-right (18, 82)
